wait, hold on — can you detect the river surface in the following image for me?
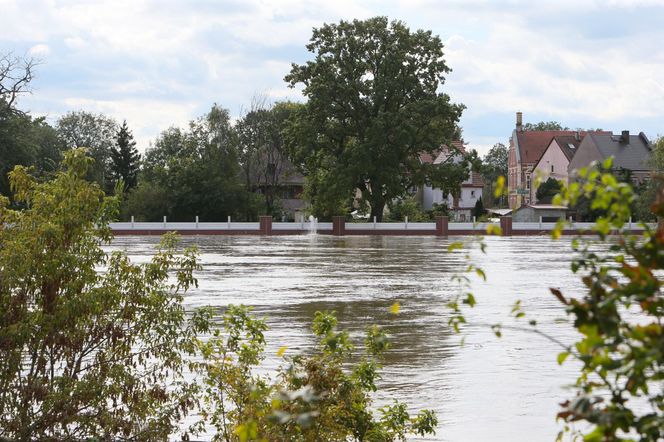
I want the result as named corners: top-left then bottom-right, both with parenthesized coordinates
top-left (107, 235), bottom-right (589, 442)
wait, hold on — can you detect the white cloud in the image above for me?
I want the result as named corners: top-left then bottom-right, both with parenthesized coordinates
top-left (28, 44), bottom-right (50, 57)
top-left (2, 0), bottom-right (664, 149)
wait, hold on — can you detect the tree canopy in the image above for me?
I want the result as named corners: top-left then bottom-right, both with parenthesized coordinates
top-left (285, 16), bottom-right (465, 221)
top-left (523, 121), bottom-right (569, 131)
top-left (125, 104), bottom-right (260, 222)
top-left (56, 111), bottom-right (119, 190)
top-left (0, 150), bottom-right (204, 439)
top-left (480, 143), bottom-right (508, 207)
top-left (535, 177), bottom-right (563, 203)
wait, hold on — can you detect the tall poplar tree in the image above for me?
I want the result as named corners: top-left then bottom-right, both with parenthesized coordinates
top-left (110, 120), bottom-right (140, 191)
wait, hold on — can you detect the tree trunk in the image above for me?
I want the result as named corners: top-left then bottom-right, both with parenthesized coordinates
top-left (369, 200), bottom-right (385, 222)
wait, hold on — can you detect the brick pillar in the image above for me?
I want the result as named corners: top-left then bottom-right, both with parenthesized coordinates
top-left (259, 216), bottom-right (272, 235)
top-left (500, 216), bottom-right (512, 236)
top-left (332, 216), bottom-right (346, 236)
top-left (435, 216), bottom-right (448, 237)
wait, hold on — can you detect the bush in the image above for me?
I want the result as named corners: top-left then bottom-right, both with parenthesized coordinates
top-left (0, 150), bottom-right (204, 440)
top-left (192, 307), bottom-right (438, 441)
top-left (386, 197), bottom-right (428, 221)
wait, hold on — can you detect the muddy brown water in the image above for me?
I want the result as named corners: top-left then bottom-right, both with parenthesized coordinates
top-left (107, 235), bottom-right (589, 442)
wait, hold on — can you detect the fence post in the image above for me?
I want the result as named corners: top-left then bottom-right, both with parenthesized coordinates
top-left (539, 216), bottom-right (542, 230)
top-left (435, 216), bottom-right (448, 237)
top-left (259, 216), bottom-right (272, 235)
top-left (195, 215), bottom-right (199, 229)
top-left (131, 215), bottom-right (134, 229)
top-left (373, 216), bottom-right (377, 230)
top-left (405, 216), bottom-right (408, 230)
top-left (227, 215), bottom-right (231, 230)
top-left (332, 216), bottom-right (346, 236)
top-left (473, 216), bottom-right (476, 223)
top-left (629, 217), bottom-right (632, 230)
top-left (300, 215), bottom-right (304, 230)
top-left (500, 216), bottom-right (512, 236)
top-left (163, 216), bottom-right (167, 229)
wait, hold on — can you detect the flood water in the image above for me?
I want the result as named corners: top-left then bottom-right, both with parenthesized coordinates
top-left (107, 234), bottom-right (589, 442)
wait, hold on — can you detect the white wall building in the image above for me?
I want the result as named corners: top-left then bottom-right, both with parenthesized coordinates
top-left (419, 141), bottom-right (484, 221)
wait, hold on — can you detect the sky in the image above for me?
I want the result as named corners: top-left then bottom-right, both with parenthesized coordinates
top-left (1, 0), bottom-right (664, 155)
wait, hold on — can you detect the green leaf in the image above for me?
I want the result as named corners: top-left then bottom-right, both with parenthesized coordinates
top-left (557, 352), bottom-right (570, 365)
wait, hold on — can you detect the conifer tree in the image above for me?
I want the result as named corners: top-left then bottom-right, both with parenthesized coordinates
top-left (110, 120), bottom-right (140, 191)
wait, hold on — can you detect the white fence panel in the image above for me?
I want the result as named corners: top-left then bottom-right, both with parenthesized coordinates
top-left (346, 223), bottom-right (372, 230)
top-left (513, 222), bottom-right (539, 230)
top-left (273, 222), bottom-right (305, 231)
top-left (317, 222), bottom-right (333, 230)
top-left (448, 223), bottom-right (474, 230)
top-left (405, 223), bottom-right (436, 230)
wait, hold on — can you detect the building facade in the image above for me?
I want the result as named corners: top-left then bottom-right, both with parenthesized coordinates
top-left (508, 112), bottom-right (605, 208)
top-left (420, 141), bottom-right (484, 221)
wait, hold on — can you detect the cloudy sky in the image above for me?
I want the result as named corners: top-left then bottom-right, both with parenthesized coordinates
top-left (2, 0), bottom-right (663, 154)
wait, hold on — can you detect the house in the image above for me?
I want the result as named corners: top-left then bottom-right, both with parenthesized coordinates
top-left (507, 112), bottom-right (606, 208)
top-left (530, 134), bottom-right (584, 203)
top-left (568, 131), bottom-right (652, 184)
top-left (419, 141), bottom-right (484, 221)
top-left (249, 156), bottom-right (306, 220)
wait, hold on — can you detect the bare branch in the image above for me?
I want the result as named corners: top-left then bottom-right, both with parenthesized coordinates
top-left (0, 52), bottom-right (37, 115)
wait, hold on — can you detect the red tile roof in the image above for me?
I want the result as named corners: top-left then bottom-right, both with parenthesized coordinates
top-left (468, 170), bottom-right (484, 187)
top-left (516, 130), bottom-right (610, 164)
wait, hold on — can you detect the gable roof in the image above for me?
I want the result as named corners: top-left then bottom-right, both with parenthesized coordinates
top-left (515, 130), bottom-right (609, 165)
top-left (552, 135), bottom-right (583, 161)
top-left (587, 132), bottom-right (652, 170)
top-left (419, 140), bottom-right (465, 164)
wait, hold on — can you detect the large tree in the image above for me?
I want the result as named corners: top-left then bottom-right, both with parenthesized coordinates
top-left (110, 120), bottom-right (141, 192)
top-left (56, 111), bottom-right (118, 190)
top-left (0, 54), bottom-right (65, 197)
top-left (285, 17), bottom-right (465, 221)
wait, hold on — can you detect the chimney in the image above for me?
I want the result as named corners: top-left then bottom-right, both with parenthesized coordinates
top-left (621, 130), bottom-right (630, 144)
top-left (575, 131), bottom-right (580, 141)
top-left (516, 112), bottom-right (523, 131)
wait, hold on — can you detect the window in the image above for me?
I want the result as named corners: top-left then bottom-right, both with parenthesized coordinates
top-left (526, 175), bottom-right (531, 189)
top-left (471, 190), bottom-right (476, 197)
top-left (551, 164), bottom-right (554, 173)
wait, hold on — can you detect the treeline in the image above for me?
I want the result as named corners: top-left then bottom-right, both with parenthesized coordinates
top-left (1, 83), bottom-right (300, 221)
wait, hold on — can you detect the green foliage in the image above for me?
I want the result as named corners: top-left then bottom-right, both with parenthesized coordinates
top-left (236, 101), bottom-right (303, 217)
top-left (386, 197), bottom-right (429, 221)
top-left (0, 110), bottom-right (66, 198)
top-left (194, 309), bottom-right (437, 441)
top-left (0, 149), bottom-right (204, 440)
top-left (454, 159), bottom-right (664, 441)
top-left (548, 161), bottom-right (663, 440)
top-left (535, 177), bottom-right (563, 203)
top-left (480, 143), bottom-right (508, 207)
top-left (471, 196), bottom-right (485, 219)
top-left (133, 104), bottom-right (261, 221)
top-left (522, 121), bottom-right (569, 131)
top-left (110, 120), bottom-right (141, 192)
top-left (285, 16), bottom-right (465, 221)
top-left (56, 111), bottom-right (119, 190)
